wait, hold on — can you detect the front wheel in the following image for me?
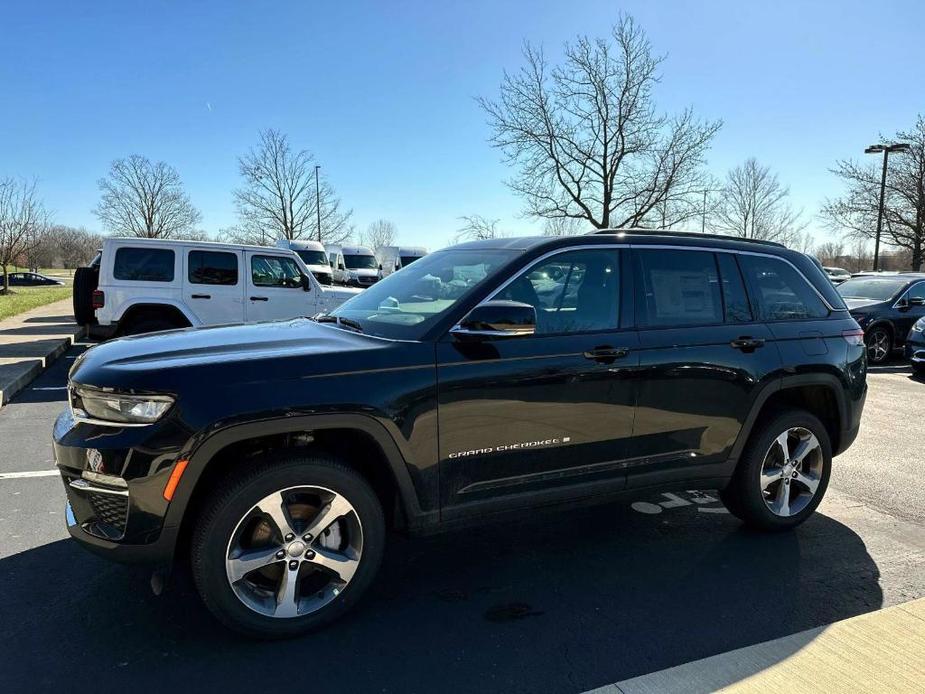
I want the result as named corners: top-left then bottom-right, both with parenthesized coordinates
top-left (720, 410), bottom-right (832, 531)
top-left (191, 453), bottom-right (385, 639)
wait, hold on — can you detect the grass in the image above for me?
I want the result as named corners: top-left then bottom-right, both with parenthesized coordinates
top-left (0, 285), bottom-right (73, 321)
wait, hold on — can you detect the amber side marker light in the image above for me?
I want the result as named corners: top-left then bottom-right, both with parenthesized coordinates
top-left (163, 459), bottom-right (190, 501)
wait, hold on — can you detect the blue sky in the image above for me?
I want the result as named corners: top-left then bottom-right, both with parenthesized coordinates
top-left (1, 1), bottom-right (921, 248)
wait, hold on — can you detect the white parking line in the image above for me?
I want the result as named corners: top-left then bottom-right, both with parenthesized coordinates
top-left (0, 470), bottom-right (59, 479)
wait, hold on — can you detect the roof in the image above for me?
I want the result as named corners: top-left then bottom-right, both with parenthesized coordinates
top-left (103, 236), bottom-right (295, 255)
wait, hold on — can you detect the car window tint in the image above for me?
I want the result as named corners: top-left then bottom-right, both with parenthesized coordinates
top-left (251, 255), bottom-right (303, 288)
top-left (739, 255), bottom-right (828, 321)
top-left (113, 247), bottom-right (175, 282)
top-left (717, 253), bottom-right (753, 323)
top-left (496, 249), bottom-right (620, 335)
top-left (636, 250), bottom-right (723, 327)
top-left (189, 250), bottom-right (238, 285)
top-left (907, 282), bottom-right (925, 302)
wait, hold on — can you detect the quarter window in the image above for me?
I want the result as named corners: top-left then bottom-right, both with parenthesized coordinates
top-left (188, 250), bottom-right (238, 285)
top-left (496, 249), bottom-right (621, 335)
top-left (739, 255), bottom-right (829, 321)
top-left (635, 250), bottom-right (723, 327)
top-left (250, 255), bottom-right (303, 288)
top-left (113, 247), bottom-right (175, 282)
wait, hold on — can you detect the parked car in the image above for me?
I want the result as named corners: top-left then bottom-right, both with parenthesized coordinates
top-left (906, 316), bottom-right (925, 375)
top-left (72, 237), bottom-right (361, 337)
top-left (6, 271), bottom-right (64, 286)
top-left (376, 245), bottom-right (427, 278)
top-left (275, 239), bottom-right (333, 285)
top-left (836, 274), bottom-right (925, 364)
top-left (55, 230), bottom-right (866, 638)
top-left (822, 266), bottom-right (851, 284)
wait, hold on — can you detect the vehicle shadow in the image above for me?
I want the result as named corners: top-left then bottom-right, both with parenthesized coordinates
top-left (0, 500), bottom-right (882, 693)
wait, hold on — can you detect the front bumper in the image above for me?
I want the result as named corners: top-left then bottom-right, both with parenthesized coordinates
top-left (905, 334), bottom-right (925, 365)
top-left (54, 408), bottom-right (188, 566)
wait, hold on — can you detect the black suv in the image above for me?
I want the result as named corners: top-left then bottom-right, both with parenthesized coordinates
top-left (835, 273), bottom-right (925, 364)
top-left (54, 230), bottom-right (867, 638)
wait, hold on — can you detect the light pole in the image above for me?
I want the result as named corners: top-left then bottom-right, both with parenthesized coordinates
top-left (314, 165), bottom-right (322, 242)
top-left (865, 142), bottom-right (910, 271)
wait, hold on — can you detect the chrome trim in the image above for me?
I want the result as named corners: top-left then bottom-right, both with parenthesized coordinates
top-left (892, 281), bottom-right (925, 309)
top-left (82, 470), bottom-right (128, 489)
top-left (69, 478), bottom-right (129, 497)
top-left (449, 326), bottom-right (535, 339)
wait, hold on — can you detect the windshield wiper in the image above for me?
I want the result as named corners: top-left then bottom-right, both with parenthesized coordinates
top-left (313, 314), bottom-right (364, 333)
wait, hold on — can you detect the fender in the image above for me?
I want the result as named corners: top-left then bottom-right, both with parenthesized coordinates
top-left (112, 298), bottom-right (201, 327)
top-left (730, 373), bottom-right (849, 462)
top-left (162, 413), bottom-right (432, 535)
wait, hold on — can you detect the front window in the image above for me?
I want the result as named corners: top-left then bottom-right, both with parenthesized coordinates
top-left (329, 249), bottom-right (519, 339)
top-left (837, 278), bottom-right (906, 301)
top-left (251, 255), bottom-right (303, 288)
top-left (344, 254), bottom-right (378, 270)
top-left (296, 250), bottom-right (329, 266)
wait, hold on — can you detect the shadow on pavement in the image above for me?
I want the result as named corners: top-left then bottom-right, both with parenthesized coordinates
top-left (21, 315), bottom-right (75, 324)
top-left (0, 500), bottom-right (881, 693)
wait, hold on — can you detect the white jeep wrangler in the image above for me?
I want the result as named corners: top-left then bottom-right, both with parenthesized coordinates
top-left (73, 238), bottom-right (362, 337)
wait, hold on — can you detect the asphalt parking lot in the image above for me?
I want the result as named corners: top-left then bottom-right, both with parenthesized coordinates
top-left (1, 345), bottom-right (923, 693)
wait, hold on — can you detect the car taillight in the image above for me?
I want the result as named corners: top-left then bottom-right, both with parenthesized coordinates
top-left (841, 328), bottom-right (864, 346)
top-left (91, 290), bottom-right (105, 309)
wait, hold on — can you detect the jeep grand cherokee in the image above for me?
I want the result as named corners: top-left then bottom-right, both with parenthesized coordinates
top-left (54, 230), bottom-right (867, 638)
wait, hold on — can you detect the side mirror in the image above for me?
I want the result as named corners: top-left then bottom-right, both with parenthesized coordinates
top-left (450, 300), bottom-right (536, 341)
top-left (301, 275), bottom-right (312, 291)
top-left (338, 263), bottom-right (345, 271)
top-left (378, 263), bottom-right (383, 271)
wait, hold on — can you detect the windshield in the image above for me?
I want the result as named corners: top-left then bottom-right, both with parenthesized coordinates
top-left (837, 278), bottom-right (906, 301)
top-left (329, 249), bottom-right (519, 339)
top-left (400, 255), bottom-right (422, 267)
top-left (344, 254), bottom-right (378, 270)
top-left (296, 250), bottom-right (329, 266)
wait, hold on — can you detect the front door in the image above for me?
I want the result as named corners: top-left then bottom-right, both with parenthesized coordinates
top-left (245, 252), bottom-right (312, 322)
top-left (437, 247), bottom-right (638, 518)
top-left (626, 248), bottom-right (780, 488)
top-left (895, 281), bottom-right (925, 342)
top-left (182, 248), bottom-right (244, 326)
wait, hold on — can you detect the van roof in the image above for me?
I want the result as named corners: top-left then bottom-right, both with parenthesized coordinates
top-left (103, 236), bottom-right (299, 255)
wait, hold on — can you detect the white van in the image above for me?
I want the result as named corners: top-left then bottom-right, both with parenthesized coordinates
top-left (376, 246), bottom-right (427, 277)
top-left (78, 237), bottom-right (361, 337)
top-left (325, 244), bottom-right (379, 287)
top-left (275, 239), bottom-right (333, 285)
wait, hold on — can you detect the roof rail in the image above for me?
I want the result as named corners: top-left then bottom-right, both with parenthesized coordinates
top-left (589, 227), bottom-right (786, 248)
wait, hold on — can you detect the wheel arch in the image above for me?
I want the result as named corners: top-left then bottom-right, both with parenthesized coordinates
top-left (117, 302), bottom-right (195, 332)
top-left (168, 414), bottom-right (428, 560)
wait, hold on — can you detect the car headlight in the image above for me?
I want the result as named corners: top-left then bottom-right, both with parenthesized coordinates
top-left (913, 318), bottom-right (925, 333)
top-left (70, 384), bottom-right (174, 424)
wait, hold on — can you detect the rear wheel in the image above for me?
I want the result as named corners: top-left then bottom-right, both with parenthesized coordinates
top-left (865, 326), bottom-right (892, 364)
top-left (721, 410), bottom-right (831, 531)
top-left (191, 453), bottom-right (385, 639)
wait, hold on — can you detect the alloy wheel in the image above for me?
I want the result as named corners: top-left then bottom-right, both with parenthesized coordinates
top-left (225, 485), bottom-right (363, 618)
top-left (759, 427), bottom-right (823, 517)
top-left (866, 329), bottom-right (890, 363)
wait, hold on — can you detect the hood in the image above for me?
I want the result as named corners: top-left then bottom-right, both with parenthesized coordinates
top-left (348, 267), bottom-right (379, 276)
top-left (306, 264), bottom-right (332, 275)
top-left (322, 286), bottom-right (363, 299)
top-left (843, 297), bottom-right (884, 311)
top-left (70, 318), bottom-right (423, 393)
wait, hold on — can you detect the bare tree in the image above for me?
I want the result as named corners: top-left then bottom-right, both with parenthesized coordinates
top-left (711, 158), bottom-right (806, 243)
top-left (359, 219), bottom-right (397, 249)
top-left (815, 240), bottom-right (845, 266)
top-left (233, 129), bottom-right (352, 245)
top-left (478, 15), bottom-right (721, 230)
top-left (94, 155), bottom-right (201, 238)
top-left (0, 178), bottom-right (50, 292)
top-left (542, 216), bottom-right (585, 236)
top-left (456, 214), bottom-right (505, 242)
top-left (822, 115), bottom-right (925, 270)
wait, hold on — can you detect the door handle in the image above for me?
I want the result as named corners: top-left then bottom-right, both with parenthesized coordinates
top-left (190, 294), bottom-right (211, 299)
top-left (249, 296), bottom-right (269, 302)
top-left (730, 337), bottom-right (765, 352)
top-left (583, 346), bottom-right (629, 364)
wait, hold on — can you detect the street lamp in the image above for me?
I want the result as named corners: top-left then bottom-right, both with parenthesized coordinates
top-left (314, 165), bottom-right (322, 242)
top-left (865, 142), bottom-right (910, 271)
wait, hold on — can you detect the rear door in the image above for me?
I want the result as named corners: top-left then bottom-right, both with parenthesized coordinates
top-left (245, 252), bottom-right (312, 322)
top-left (626, 247), bottom-right (780, 487)
top-left (183, 248), bottom-right (244, 326)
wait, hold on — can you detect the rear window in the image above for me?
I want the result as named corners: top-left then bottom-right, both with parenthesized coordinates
top-left (635, 249), bottom-right (723, 327)
top-left (113, 247), bottom-right (175, 282)
top-left (188, 250), bottom-right (238, 285)
top-left (739, 255), bottom-right (829, 321)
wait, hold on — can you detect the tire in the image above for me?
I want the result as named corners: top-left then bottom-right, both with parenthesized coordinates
top-left (191, 452), bottom-right (385, 639)
top-left (120, 317), bottom-right (180, 336)
top-left (865, 326), bottom-right (892, 364)
top-left (72, 266), bottom-right (98, 325)
top-left (720, 409), bottom-right (832, 531)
